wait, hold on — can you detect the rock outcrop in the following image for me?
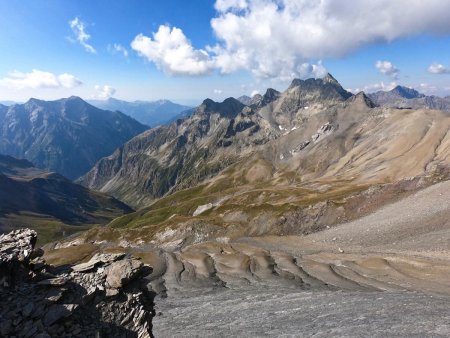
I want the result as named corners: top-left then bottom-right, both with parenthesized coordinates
top-left (0, 229), bottom-right (154, 337)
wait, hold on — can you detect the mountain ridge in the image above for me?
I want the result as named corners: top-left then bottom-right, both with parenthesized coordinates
top-left (89, 97), bottom-right (192, 127)
top-left (0, 96), bottom-right (147, 179)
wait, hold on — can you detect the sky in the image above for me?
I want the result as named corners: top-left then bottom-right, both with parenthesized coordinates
top-left (1, 0), bottom-right (450, 105)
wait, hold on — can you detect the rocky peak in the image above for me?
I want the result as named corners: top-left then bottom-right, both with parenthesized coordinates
top-left (237, 95), bottom-right (252, 105)
top-left (348, 92), bottom-right (378, 108)
top-left (198, 97), bottom-right (246, 119)
top-left (263, 88), bottom-right (281, 102)
top-left (391, 86), bottom-right (424, 99)
top-left (322, 73), bottom-right (340, 86)
top-left (288, 74), bottom-right (352, 100)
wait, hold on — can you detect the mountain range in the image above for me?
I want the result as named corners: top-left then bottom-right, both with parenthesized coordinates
top-left (89, 98), bottom-right (193, 127)
top-left (368, 85), bottom-right (450, 111)
top-left (74, 74), bottom-right (450, 252)
top-left (0, 96), bottom-right (147, 179)
top-left (4, 74), bottom-right (450, 337)
top-left (78, 74), bottom-right (359, 208)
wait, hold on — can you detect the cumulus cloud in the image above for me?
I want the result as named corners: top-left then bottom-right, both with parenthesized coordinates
top-left (0, 69), bottom-right (82, 89)
top-left (94, 85), bottom-right (116, 99)
top-left (418, 83), bottom-right (438, 93)
top-left (213, 89), bottom-right (223, 94)
top-left (133, 0), bottom-right (450, 80)
top-left (349, 81), bottom-right (397, 94)
top-left (69, 17), bottom-right (96, 54)
top-left (428, 63), bottom-right (450, 74)
top-left (209, 0), bottom-right (450, 79)
top-left (375, 61), bottom-right (399, 79)
top-left (109, 43), bottom-right (128, 57)
top-left (250, 90), bottom-right (260, 97)
top-left (131, 25), bottom-right (215, 76)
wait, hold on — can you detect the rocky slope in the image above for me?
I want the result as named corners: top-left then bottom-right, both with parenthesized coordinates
top-left (76, 74), bottom-right (450, 252)
top-left (0, 154), bottom-right (132, 242)
top-left (79, 74), bottom-right (353, 208)
top-left (79, 97), bottom-right (277, 208)
top-left (0, 229), bottom-right (154, 337)
top-left (0, 96), bottom-right (147, 179)
top-left (368, 85), bottom-right (450, 111)
top-left (89, 98), bottom-right (193, 127)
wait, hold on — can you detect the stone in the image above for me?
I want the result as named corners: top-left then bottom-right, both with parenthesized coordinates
top-left (37, 277), bottom-right (67, 286)
top-left (21, 302), bottom-right (34, 317)
top-left (105, 259), bottom-right (143, 289)
top-left (43, 304), bottom-right (72, 326)
top-left (71, 253), bottom-right (125, 272)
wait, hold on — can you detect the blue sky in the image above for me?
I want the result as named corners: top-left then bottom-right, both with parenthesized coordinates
top-left (1, 0), bottom-right (450, 104)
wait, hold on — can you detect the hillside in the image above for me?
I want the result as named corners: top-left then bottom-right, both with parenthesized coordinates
top-left (0, 96), bottom-right (147, 179)
top-left (79, 74), bottom-right (353, 208)
top-left (0, 154), bottom-right (132, 243)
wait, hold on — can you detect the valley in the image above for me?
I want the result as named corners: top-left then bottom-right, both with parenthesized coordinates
top-left (2, 74), bottom-right (450, 337)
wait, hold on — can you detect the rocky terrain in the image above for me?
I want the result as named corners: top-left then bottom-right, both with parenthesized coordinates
top-left (89, 98), bottom-right (193, 127)
top-left (79, 74), bottom-right (355, 208)
top-left (0, 154), bottom-right (132, 244)
top-left (0, 96), bottom-right (147, 179)
top-left (4, 74), bottom-right (450, 337)
top-left (0, 228), bottom-right (155, 337)
top-left (44, 176), bottom-right (450, 336)
top-left (368, 85), bottom-right (450, 111)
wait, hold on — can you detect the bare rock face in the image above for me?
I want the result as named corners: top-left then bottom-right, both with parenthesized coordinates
top-left (0, 229), bottom-right (155, 337)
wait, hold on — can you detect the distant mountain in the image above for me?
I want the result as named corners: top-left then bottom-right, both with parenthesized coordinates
top-left (0, 96), bottom-right (147, 179)
top-left (368, 85), bottom-right (450, 111)
top-left (78, 73), bottom-right (354, 208)
top-left (89, 98), bottom-right (193, 127)
top-left (237, 95), bottom-right (252, 105)
top-left (0, 154), bottom-right (132, 235)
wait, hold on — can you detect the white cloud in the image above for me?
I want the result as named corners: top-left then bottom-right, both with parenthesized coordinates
top-left (58, 73), bottom-right (83, 88)
top-left (250, 90), bottom-right (260, 97)
top-left (418, 83), bottom-right (438, 93)
top-left (428, 63), bottom-right (450, 74)
top-left (375, 60), bottom-right (399, 79)
top-left (109, 43), bottom-right (128, 57)
top-left (94, 85), bottom-right (116, 99)
top-left (131, 25), bottom-right (215, 76)
top-left (214, 0), bottom-right (248, 12)
top-left (0, 69), bottom-right (82, 89)
top-left (132, 1), bottom-right (450, 80)
top-left (350, 81), bottom-right (397, 94)
top-left (213, 89), bottom-right (223, 94)
top-left (69, 17), bottom-right (96, 54)
top-left (209, 0), bottom-right (450, 79)
top-left (296, 62), bottom-right (328, 79)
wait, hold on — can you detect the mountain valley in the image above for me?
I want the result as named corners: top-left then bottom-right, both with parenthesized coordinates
top-left (3, 74), bottom-right (450, 337)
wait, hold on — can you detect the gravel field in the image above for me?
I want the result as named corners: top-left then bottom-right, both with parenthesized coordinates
top-left (153, 288), bottom-right (450, 337)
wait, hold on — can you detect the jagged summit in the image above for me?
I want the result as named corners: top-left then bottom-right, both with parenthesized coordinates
top-left (289, 73), bottom-right (344, 89)
top-left (198, 97), bottom-right (246, 118)
top-left (348, 92), bottom-right (378, 108)
top-left (322, 73), bottom-right (340, 85)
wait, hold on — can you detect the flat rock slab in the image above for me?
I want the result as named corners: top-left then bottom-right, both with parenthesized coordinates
top-left (153, 289), bottom-right (450, 337)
